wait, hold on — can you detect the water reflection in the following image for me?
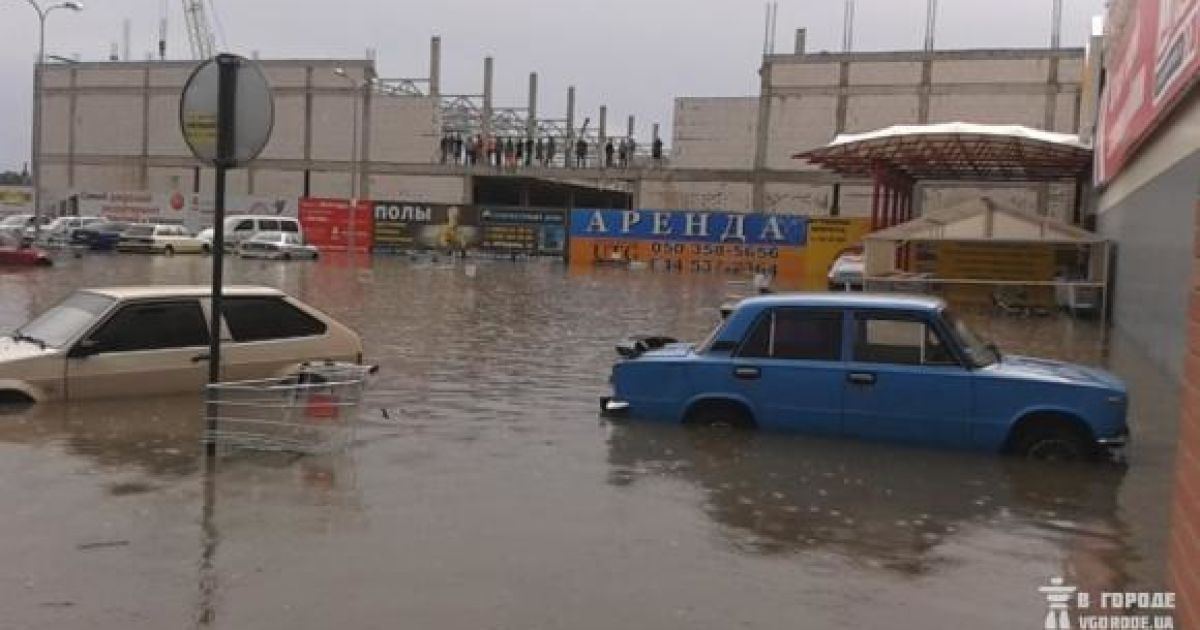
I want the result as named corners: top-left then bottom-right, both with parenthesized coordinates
top-left (606, 421), bottom-right (1133, 584)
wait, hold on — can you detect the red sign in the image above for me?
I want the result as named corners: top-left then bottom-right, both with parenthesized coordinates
top-left (1096, 0), bottom-right (1200, 183)
top-left (298, 198), bottom-right (373, 253)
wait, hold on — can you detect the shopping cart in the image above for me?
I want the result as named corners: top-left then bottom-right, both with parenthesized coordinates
top-left (203, 361), bottom-right (378, 455)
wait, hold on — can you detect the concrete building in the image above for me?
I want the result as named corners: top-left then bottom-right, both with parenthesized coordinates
top-left (1090, 0), bottom-right (1199, 622)
top-left (34, 57), bottom-right (464, 209)
top-left (31, 37), bottom-right (1090, 226)
top-left (666, 40), bottom-right (1087, 220)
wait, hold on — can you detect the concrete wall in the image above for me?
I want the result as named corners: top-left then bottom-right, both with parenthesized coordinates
top-left (1097, 94), bottom-right (1200, 378)
top-left (35, 59), bottom-right (442, 203)
top-left (369, 175), bottom-right (465, 203)
top-left (670, 49), bottom-right (1085, 181)
top-left (671, 98), bottom-right (758, 169)
top-left (637, 180), bottom-right (753, 211)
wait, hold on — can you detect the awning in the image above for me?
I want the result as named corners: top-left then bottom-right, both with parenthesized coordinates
top-left (796, 122), bottom-right (1092, 182)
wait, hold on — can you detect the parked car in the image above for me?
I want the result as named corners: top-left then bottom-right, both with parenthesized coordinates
top-left (0, 214), bottom-right (46, 242)
top-left (238, 231), bottom-right (320, 260)
top-left (827, 247), bottom-right (865, 291)
top-left (0, 232), bottom-right (52, 267)
top-left (116, 224), bottom-right (208, 255)
top-left (70, 221), bottom-right (131, 251)
top-left (197, 215), bottom-right (302, 251)
top-left (37, 216), bottom-right (105, 245)
top-left (601, 293), bottom-right (1129, 462)
top-left (0, 285), bottom-right (365, 402)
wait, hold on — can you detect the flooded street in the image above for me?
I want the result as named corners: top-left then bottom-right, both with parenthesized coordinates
top-left (0, 254), bottom-right (1181, 629)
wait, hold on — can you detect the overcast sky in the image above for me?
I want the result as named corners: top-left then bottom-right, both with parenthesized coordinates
top-left (0, 0), bottom-right (1105, 171)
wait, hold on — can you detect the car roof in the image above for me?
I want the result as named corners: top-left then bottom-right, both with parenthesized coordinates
top-left (81, 285), bottom-right (286, 300)
top-left (737, 292), bottom-right (946, 313)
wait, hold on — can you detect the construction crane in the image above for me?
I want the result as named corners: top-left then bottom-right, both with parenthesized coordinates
top-left (181, 0), bottom-right (215, 59)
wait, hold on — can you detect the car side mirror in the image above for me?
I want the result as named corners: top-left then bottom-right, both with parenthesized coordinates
top-left (69, 339), bottom-right (101, 358)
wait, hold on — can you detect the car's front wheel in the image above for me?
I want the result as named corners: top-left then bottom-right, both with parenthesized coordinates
top-left (163, 245), bottom-right (175, 256)
top-left (1012, 423), bottom-right (1095, 463)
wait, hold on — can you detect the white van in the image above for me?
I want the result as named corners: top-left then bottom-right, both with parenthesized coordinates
top-left (196, 215), bottom-right (302, 251)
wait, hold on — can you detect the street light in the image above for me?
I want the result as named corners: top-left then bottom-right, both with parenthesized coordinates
top-left (24, 0), bottom-right (83, 240)
top-left (333, 67), bottom-right (374, 259)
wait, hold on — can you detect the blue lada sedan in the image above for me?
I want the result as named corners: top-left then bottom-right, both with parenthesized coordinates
top-left (601, 294), bottom-right (1129, 462)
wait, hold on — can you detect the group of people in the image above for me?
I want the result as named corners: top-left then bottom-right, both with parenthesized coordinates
top-left (439, 134), bottom-right (665, 169)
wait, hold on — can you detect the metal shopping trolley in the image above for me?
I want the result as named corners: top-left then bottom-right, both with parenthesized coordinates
top-left (203, 361), bottom-right (378, 454)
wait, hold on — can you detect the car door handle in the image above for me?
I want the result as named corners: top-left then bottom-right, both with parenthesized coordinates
top-left (847, 372), bottom-right (876, 386)
top-left (191, 353), bottom-right (210, 363)
top-left (733, 366), bottom-right (761, 380)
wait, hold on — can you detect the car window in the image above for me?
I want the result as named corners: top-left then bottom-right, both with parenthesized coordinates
top-left (852, 314), bottom-right (958, 366)
top-left (280, 220), bottom-right (299, 233)
top-left (259, 219), bottom-right (280, 231)
top-left (737, 309), bottom-right (842, 361)
top-left (234, 219), bottom-right (255, 231)
top-left (87, 300), bottom-right (209, 352)
top-left (125, 225), bottom-right (153, 236)
top-left (222, 297), bottom-right (327, 342)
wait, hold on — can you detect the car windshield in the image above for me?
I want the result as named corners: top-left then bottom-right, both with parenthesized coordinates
top-left (12, 291), bottom-right (115, 349)
top-left (942, 309), bottom-right (999, 368)
top-left (125, 225), bottom-right (154, 236)
top-left (0, 215), bottom-right (30, 227)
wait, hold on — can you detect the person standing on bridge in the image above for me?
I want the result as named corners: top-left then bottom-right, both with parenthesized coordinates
top-left (535, 138), bottom-right (545, 167)
top-left (652, 136), bottom-right (663, 167)
top-left (604, 139), bottom-right (615, 168)
top-left (546, 137), bottom-right (557, 167)
top-left (575, 137), bottom-right (588, 168)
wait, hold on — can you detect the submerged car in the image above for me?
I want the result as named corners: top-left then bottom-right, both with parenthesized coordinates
top-left (0, 286), bottom-right (364, 403)
top-left (70, 220), bottom-right (131, 251)
top-left (602, 293), bottom-right (1129, 462)
top-left (0, 232), bottom-right (52, 267)
top-left (116, 224), bottom-right (208, 255)
top-left (238, 231), bottom-right (320, 260)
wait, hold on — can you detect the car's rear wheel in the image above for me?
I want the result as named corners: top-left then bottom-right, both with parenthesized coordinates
top-left (201, 243), bottom-right (211, 254)
top-left (1012, 422), bottom-right (1095, 463)
top-left (684, 400), bottom-right (756, 430)
top-left (281, 252), bottom-right (291, 261)
top-left (163, 245), bottom-right (175, 256)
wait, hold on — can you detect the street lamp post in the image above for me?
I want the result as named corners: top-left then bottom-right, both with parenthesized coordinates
top-left (24, 0), bottom-right (83, 240)
top-left (334, 67), bottom-right (373, 259)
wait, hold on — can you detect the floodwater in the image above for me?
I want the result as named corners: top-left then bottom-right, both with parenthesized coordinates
top-left (0, 254), bottom-right (1181, 629)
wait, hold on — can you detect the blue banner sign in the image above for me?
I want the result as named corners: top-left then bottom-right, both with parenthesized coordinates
top-left (569, 209), bottom-right (807, 246)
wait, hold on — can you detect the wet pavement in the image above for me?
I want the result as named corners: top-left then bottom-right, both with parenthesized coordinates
top-left (0, 253), bottom-right (1181, 629)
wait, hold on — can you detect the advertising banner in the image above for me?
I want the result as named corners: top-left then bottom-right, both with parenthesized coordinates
top-left (803, 217), bottom-right (872, 283)
top-left (479, 207), bottom-right (567, 256)
top-left (186, 194), bottom-right (298, 230)
top-left (371, 201), bottom-right (481, 253)
top-left (1096, 0), bottom-right (1200, 183)
top-left (77, 191), bottom-right (186, 225)
top-left (74, 191), bottom-right (299, 231)
top-left (299, 198), bottom-right (373, 253)
top-left (0, 186), bottom-right (32, 215)
top-left (569, 209), bottom-right (809, 284)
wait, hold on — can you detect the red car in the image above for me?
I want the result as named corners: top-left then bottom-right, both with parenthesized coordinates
top-left (0, 234), bottom-right (52, 267)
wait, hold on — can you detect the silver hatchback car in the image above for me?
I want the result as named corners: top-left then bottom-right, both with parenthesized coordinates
top-left (0, 285), bottom-right (363, 403)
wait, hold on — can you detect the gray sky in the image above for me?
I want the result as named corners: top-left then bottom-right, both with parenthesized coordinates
top-left (0, 0), bottom-right (1105, 171)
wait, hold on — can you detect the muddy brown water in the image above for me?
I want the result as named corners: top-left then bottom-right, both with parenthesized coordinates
top-left (0, 254), bottom-right (1180, 629)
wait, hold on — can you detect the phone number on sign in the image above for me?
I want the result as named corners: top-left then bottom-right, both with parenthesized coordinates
top-left (648, 242), bottom-right (781, 276)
